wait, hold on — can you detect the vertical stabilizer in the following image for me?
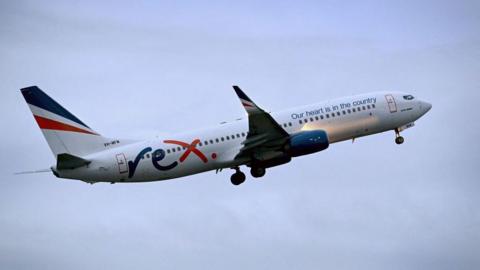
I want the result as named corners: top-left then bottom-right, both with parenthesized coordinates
top-left (21, 86), bottom-right (129, 157)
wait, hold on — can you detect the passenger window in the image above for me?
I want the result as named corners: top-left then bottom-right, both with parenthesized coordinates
top-left (337, 112), bottom-right (340, 116)
top-left (353, 108), bottom-right (356, 112)
top-left (172, 148), bottom-right (176, 153)
top-left (210, 140), bottom-right (214, 144)
top-left (226, 136), bottom-right (230, 140)
top-left (304, 119), bottom-right (308, 123)
top-left (362, 106), bottom-right (366, 110)
top-left (204, 141), bottom-right (208, 145)
top-left (199, 142), bottom-right (203, 146)
top-left (310, 117), bottom-right (314, 122)
top-left (177, 147), bottom-right (181, 151)
top-left (289, 122), bottom-right (292, 126)
top-left (167, 149), bottom-right (171, 154)
top-left (372, 104), bottom-right (375, 108)
top-left (241, 132), bottom-right (246, 137)
top-left (320, 115), bottom-right (324, 119)
top-left (342, 111), bottom-right (346, 115)
top-left (299, 120), bottom-right (303, 124)
top-left (221, 137), bottom-right (224, 142)
top-left (367, 105), bottom-right (371, 109)
top-left (331, 113), bottom-right (335, 117)
top-left (347, 109), bottom-right (351, 113)
top-left (326, 114), bottom-right (330, 118)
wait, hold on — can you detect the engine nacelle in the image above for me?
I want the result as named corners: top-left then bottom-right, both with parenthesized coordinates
top-left (288, 130), bottom-right (329, 157)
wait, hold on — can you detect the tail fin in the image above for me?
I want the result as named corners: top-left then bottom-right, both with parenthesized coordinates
top-left (21, 86), bottom-right (128, 157)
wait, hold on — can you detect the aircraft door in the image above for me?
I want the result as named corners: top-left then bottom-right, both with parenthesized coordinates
top-left (385, 95), bottom-right (397, 113)
top-left (116, 153), bottom-right (128, 174)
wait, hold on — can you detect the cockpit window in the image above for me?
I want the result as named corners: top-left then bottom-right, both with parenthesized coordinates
top-left (403, 95), bottom-right (414, 100)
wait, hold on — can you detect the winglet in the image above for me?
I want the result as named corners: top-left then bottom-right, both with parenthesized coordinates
top-left (233, 85), bottom-right (262, 114)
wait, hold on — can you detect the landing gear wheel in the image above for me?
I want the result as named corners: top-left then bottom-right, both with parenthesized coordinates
top-left (250, 167), bottom-right (266, 178)
top-left (394, 128), bottom-right (404, 145)
top-left (395, 136), bottom-right (404, 145)
top-left (230, 171), bottom-right (246, 186)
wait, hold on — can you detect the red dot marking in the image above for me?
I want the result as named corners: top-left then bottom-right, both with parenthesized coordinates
top-left (211, 153), bottom-right (217, 159)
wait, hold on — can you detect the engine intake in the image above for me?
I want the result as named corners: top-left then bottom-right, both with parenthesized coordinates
top-left (288, 130), bottom-right (329, 157)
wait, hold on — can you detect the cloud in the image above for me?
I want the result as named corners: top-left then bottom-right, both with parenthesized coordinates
top-left (1, 1), bottom-right (479, 269)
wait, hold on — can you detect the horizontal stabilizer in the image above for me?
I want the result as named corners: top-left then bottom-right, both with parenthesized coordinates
top-left (14, 168), bottom-right (51, 175)
top-left (57, 153), bottom-right (91, 170)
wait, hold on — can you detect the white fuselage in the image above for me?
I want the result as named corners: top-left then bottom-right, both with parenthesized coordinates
top-left (56, 91), bottom-right (431, 183)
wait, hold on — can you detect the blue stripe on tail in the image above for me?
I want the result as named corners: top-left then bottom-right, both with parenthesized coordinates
top-left (233, 85), bottom-right (253, 102)
top-left (21, 86), bottom-right (90, 128)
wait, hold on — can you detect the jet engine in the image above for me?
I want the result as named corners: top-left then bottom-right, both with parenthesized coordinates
top-left (287, 130), bottom-right (329, 157)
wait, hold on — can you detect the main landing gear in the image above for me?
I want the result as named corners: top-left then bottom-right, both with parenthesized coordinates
top-left (250, 167), bottom-right (266, 178)
top-left (230, 167), bottom-right (246, 186)
top-left (230, 166), bottom-right (267, 185)
top-left (395, 128), bottom-right (404, 145)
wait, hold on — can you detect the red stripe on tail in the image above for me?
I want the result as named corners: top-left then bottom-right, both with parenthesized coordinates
top-left (242, 102), bottom-right (254, 108)
top-left (33, 115), bottom-right (98, 135)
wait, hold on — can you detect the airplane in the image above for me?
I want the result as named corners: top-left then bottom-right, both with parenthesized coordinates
top-left (19, 85), bottom-right (431, 185)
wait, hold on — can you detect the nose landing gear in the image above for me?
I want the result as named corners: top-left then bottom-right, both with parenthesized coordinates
top-left (230, 167), bottom-right (246, 186)
top-left (395, 128), bottom-right (404, 145)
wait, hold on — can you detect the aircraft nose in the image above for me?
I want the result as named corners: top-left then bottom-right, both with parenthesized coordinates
top-left (420, 100), bottom-right (432, 115)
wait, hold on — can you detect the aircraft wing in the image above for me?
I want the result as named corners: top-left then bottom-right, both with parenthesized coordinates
top-left (233, 86), bottom-right (290, 161)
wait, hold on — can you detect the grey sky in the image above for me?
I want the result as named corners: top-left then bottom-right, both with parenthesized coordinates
top-left (1, 1), bottom-right (479, 269)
